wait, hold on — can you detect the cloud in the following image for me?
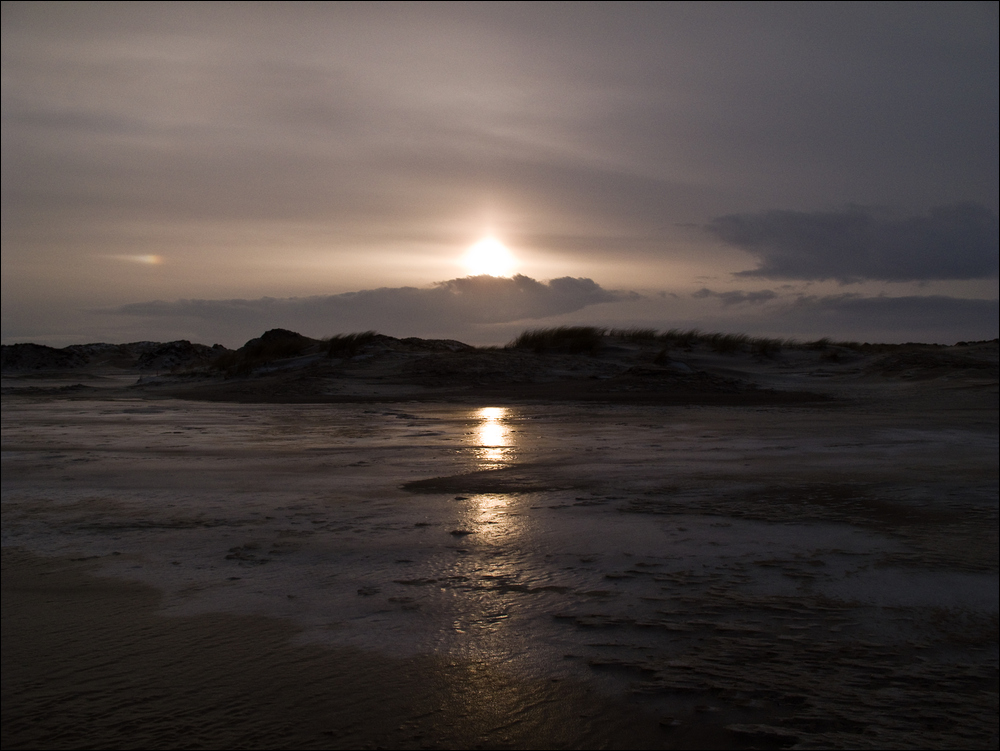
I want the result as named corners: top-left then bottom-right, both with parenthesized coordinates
top-left (107, 275), bottom-right (635, 342)
top-left (692, 288), bottom-right (778, 305)
top-left (707, 203), bottom-right (999, 282)
top-left (790, 293), bottom-right (997, 326)
top-left (777, 294), bottom-right (999, 343)
top-left (681, 285), bottom-right (997, 343)
top-left (686, 291), bottom-right (998, 344)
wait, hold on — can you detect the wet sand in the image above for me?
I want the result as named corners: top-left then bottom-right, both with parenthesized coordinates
top-left (2, 339), bottom-right (997, 748)
top-left (5, 548), bottom-right (707, 750)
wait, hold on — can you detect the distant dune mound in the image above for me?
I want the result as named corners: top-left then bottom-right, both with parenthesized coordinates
top-left (208, 329), bottom-right (475, 377)
top-left (1, 340), bottom-right (228, 373)
top-left (4, 328), bottom-right (996, 407)
top-left (867, 347), bottom-right (1000, 380)
top-left (140, 327), bottom-right (832, 404)
top-left (0, 343), bottom-right (89, 371)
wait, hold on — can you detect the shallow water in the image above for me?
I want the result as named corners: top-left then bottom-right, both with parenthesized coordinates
top-left (3, 395), bottom-right (998, 745)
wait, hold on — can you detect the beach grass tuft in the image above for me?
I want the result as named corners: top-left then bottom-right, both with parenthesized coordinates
top-left (609, 327), bottom-right (660, 342)
top-left (508, 326), bottom-right (607, 354)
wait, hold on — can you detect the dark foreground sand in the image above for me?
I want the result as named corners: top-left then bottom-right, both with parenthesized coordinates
top-left (2, 548), bottom-right (740, 750)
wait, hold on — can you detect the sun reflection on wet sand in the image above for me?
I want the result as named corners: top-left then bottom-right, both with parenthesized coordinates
top-left (472, 406), bottom-right (513, 467)
top-left (466, 408), bottom-right (517, 534)
top-left (466, 494), bottom-right (514, 543)
top-left (442, 407), bottom-right (532, 653)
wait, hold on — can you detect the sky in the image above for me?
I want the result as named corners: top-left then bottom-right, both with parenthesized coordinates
top-left (2, 1), bottom-right (997, 348)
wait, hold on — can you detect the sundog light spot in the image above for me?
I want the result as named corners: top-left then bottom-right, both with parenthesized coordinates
top-left (108, 254), bottom-right (164, 265)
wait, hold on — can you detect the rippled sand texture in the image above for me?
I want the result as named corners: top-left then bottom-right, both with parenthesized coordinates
top-left (2, 387), bottom-right (998, 748)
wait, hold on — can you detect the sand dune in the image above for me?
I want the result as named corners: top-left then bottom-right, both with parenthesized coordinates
top-left (4, 328), bottom-right (997, 406)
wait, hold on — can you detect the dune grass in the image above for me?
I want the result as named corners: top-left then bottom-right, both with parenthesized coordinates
top-left (209, 323), bottom-right (962, 378)
top-left (658, 328), bottom-right (703, 349)
top-left (608, 327), bottom-right (660, 342)
top-left (506, 326), bottom-right (842, 357)
top-left (660, 330), bottom-right (785, 355)
top-left (507, 326), bottom-right (607, 354)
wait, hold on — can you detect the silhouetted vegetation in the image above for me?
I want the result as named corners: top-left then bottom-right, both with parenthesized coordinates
top-left (659, 328), bottom-right (703, 349)
top-left (749, 336), bottom-right (787, 357)
top-left (657, 329), bottom-right (786, 355)
top-left (508, 326), bottom-right (607, 354)
top-left (505, 326), bottom-right (806, 357)
top-left (704, 332), bottom-right (750, 353)
top-left (609, 327), bottom-right (659, 342)
top-left (327, 331), bottom-right (379, 358)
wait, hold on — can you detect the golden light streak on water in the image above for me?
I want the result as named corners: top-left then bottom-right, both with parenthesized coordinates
top-left (473, 407), bottom-right (511, 466)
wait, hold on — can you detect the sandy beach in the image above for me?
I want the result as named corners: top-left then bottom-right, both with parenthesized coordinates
top-left (5, 548), bottom-right (694, 750)
top-left (2, 335), bottom-right (997, 748)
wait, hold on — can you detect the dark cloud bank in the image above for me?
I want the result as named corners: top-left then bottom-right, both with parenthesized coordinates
top-left (775, 294), bottom-right (998, 342)
top-left (708, 203), bottom-right (999, 283)
top-left (690, 288), bottom-right (997, 344)
top-left (107, 273), bottom-right (997, 348)
top-left (110, 275), bottom-right (633, 343)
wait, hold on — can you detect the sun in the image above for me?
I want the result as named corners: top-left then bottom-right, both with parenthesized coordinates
top-left (464, 237), bottom-right (517, 277)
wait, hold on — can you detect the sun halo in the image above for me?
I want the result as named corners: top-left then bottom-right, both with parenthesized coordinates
top-left (463, 237), bottom-right (517, 277)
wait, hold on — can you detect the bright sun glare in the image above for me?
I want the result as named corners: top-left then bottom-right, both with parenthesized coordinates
top-left (464, 237), bottom-right (516, 277)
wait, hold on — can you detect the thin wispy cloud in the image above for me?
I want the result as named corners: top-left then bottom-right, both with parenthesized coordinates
top-left (692, 288), bottom-right (778, 306)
